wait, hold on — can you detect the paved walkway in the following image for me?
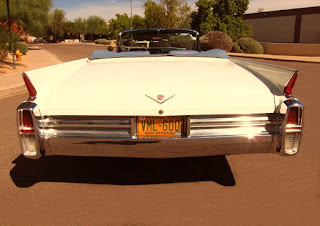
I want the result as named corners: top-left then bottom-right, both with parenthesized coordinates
top-left (0, 49), bottom-right (62, 98)
top-left (0, 47), bottom-right (319, 99)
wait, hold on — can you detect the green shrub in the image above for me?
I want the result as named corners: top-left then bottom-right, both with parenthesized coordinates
top-left (95, 39), bottom-right (111, 45)
top-left (0, 44), bottom-right (7, 59)
top-left (1, 27), bottom-right (10, 59)
top-left (7, 40), bottom-right (27, 55)
top-left (231, 42), bottom-right (243, 53)
top-left (199, 31), bottom-right (233, 52)
top-left (169, 35), bottom-right (194, 49)
top-left (17, 42), bottom-right (28, 54)
top-left (107, 46), bottom-right (113, 51)
top-left (237, 37), bottom-right (264, 54)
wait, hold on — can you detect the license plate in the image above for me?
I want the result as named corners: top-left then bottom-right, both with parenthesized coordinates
top-left (137, 116), bottom-right (183, 139)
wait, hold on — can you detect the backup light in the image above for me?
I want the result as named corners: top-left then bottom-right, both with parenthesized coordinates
top-left (285, 133), bottom-right (297, 151)
top-left (284, 132), bottom-right (301, 155)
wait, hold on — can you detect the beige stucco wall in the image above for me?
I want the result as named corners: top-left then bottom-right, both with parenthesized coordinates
top-left (300, 14), bottom-right (320, 43)
top-left (261, 42), bottom-right (320, 56)
top-left (245, 16), bottom-right (296, 43)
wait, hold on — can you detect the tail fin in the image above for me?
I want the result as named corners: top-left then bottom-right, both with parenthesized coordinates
top-left (231, 57), bottom-right (298, 96)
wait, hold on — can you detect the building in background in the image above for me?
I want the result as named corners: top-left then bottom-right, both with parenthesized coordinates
top-left (244, 6), bottom-right (320, 44)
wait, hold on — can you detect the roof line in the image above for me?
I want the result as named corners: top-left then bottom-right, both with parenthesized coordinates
top-left (244, 6), bottom-right (320, 19)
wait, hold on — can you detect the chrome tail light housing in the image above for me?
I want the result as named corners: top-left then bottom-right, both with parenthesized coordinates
top-left (17, 102), bottom-right (42, 159)
top-left (279, 99), bottom-right (304, 155)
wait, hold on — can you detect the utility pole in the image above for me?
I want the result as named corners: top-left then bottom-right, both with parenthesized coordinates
top-left (6, 0), bottom-right (16, 69)
top-left (130, 0), bottom-right (133, 29)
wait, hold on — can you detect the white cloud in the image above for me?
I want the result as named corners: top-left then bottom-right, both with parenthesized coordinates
top-left (247, 0), bottom-right (320, 13)
top-left (64, 1), bottom-right (145, 21)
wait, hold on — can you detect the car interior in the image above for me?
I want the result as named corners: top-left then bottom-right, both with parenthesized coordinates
top-left (118, 31), bottom-right (198, 54)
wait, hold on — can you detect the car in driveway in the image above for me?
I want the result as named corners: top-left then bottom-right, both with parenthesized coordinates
top-left (17, 28), bottom-right (303, 159)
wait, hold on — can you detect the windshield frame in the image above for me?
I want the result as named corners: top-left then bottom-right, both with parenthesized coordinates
top-left (117, 29), bottom-right (200, 53)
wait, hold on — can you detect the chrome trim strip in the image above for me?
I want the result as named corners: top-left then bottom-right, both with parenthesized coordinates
top-left (37, 116), bottom-right (133, 139)
top-left (190, 122), bottom-right (277, 128)
top-left (189, 114), bottom-right (277, 138)
top-left (190, 115), bottom-right (272, 123)
top-left (39, 123), bottom-right (132, 129)
top-left (36, 114), bottom-right (279, 140)
top-left (39, 116), bottom-right (131, 125)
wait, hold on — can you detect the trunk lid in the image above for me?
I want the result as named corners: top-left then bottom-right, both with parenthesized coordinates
top-left (42, 57), bottom-right (275, 116)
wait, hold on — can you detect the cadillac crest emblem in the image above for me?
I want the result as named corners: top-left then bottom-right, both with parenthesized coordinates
top-left (157, 95), bottom-right (164, 101)
top-left (145, 94), bottom-right (176, 104)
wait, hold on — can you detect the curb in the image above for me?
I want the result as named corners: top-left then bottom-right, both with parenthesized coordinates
top-left (0, 83), bottom-right (27, 100)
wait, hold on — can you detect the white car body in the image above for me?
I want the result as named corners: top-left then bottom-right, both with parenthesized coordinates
top-left (28, 57), bottom-right (275, 116)
top-left (17, 29), bottom-right (304, 160)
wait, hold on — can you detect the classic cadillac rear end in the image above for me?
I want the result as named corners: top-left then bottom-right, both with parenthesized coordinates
top-left (17, 55), bottom-right (303, 159)
top-left (16, 28), bottom-right (303, 159)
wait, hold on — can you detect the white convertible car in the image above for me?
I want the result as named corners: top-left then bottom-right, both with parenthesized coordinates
top-left (17, 29), bottom-right (303, 159)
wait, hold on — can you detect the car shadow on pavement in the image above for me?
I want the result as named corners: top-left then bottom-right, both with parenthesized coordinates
top-left (10, 154), bottom-right (235, 188)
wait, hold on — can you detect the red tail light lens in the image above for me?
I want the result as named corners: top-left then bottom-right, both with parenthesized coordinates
top-left (284, 72), bottom-right (298, 97)
top-left (287, 107), bottom-right (298, 125)
top-left (22, 73), bottom-right (37, 99)
top-left (19, 110), bottom-right (35, 133)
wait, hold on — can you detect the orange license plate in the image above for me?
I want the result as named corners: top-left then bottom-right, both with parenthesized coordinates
top-left (137, 116), bottom-right (183, 139)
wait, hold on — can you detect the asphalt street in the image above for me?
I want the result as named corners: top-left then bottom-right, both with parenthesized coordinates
top-left (39, 43), bottom-right (109, 62)
top-left (0, 44), bottom-right (319, 225)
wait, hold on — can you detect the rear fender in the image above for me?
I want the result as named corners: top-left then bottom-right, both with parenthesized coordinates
top-left (230, 57), bottom-right (298, 96)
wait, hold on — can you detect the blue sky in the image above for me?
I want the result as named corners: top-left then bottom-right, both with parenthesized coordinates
top-left (52, 0), bottom-right (320, 21)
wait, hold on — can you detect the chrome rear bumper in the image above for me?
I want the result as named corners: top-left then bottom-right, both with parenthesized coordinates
top-left (40, 113), bottom-right (277, 158)
top-left (44, 136), bottom-right (273, 158)
top-left (17, 98), bottom-right (303, 159)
